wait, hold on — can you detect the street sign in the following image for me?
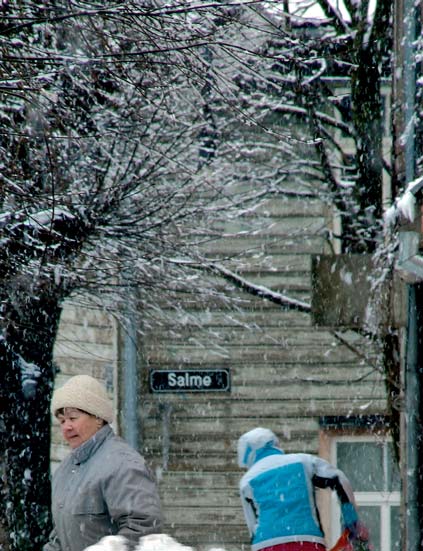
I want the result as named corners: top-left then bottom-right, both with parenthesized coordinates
top-left (149, 369), bottom-right (230, 393)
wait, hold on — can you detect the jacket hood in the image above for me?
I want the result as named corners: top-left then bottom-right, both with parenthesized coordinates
top-left (237, 427), bottom-right (282, 468)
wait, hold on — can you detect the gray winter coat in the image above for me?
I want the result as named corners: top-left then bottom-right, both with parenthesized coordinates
top-left (43, 425), bottom-right (162, 551)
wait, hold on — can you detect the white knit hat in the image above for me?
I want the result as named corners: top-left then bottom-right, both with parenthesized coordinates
top-left (52, 374), bottom-right (114, 423)
top-left (237, 427), bottom-right (280, 469)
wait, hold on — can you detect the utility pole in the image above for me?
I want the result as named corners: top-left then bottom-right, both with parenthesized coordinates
top-left (392, 1), bottom-right (423, 550)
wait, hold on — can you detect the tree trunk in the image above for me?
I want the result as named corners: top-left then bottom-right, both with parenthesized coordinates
top-left (350, 43), bottom-right (384, 253)
top-left (0, 287), bottom-right (62, 551)
top-left (349, 0), bottom-right (393, 252)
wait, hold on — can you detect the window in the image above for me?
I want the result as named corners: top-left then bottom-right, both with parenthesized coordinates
top-left (330, 436), bottom-right (401, 551)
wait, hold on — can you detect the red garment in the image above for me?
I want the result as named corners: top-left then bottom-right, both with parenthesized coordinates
top-left (260, 543), bottom-right (326, 551)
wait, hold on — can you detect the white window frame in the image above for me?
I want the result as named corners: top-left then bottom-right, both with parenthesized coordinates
top-left (328, 434), bottom-right (400, 551)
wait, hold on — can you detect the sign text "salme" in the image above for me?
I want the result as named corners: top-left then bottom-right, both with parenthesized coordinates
top-left (149, 369), bottom-right (230, 393)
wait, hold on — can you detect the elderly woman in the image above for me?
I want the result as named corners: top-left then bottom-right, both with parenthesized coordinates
top-left (43, 374), bottom-right (162, 551)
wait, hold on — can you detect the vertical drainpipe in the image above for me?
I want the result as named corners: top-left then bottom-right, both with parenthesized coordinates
top-left (403, 1), bottom-right (420, 549)
top-left (404, 0), bottom-right (416, 186)
top-left (404, 286), bottom-right (420, 551)
top-left (123, 314), bottom-right (140, 450)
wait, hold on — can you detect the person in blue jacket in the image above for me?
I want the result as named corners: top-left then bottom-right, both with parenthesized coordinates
top-left (237, 427), bottom-right (368, 551)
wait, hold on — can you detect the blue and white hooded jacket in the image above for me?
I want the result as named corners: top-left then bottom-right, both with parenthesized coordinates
top-left (238, 428), bottom-right (359, 551)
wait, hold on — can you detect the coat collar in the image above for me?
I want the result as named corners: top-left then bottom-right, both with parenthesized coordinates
top-left (71, 424), bottom-right (113, 465)
top-left (254, 446), bottom-right (284, 465)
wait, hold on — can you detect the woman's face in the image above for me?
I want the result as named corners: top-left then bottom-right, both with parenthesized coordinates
top-left (57, 408), bottom-right (102, 449)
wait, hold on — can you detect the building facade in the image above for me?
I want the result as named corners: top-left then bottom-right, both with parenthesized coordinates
top-left (51, 182), bottom-right (397, 551)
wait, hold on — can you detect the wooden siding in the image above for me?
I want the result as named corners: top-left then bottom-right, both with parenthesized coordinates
top-left (48, 188), bottom-right (387, 550)
top-left (133, 192), bottom-right (386, 550)
top-left (51, 302), bottom-right (118, 470)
